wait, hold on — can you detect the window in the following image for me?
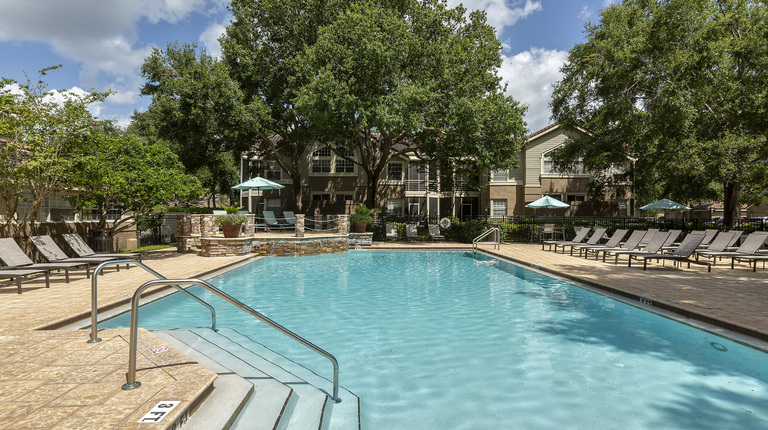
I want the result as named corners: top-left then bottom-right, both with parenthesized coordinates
top-left (491, 199), bottom-right (507, 217)
top-left (492, 170), bottom-right (508, 182)
top-left (313, 147), bottom-right (332, 157)
top-left (335, 158), bottom-right (354, 173)
top-left (337, 194), bottom-right (354, 202)
top-left (266, 162), bottom-right (281, 180)
top-left (250, 160), bottom-right (282, 180)
top-left (312, 159), bottom-right (331, 173)
top-left (387, 198), bottom-right (404, 215)
top-left (543, 149), bottom-right (587, 175)
top-left (619, 200), bottom-right (629, 216)
top-left (566, 194), bottom-right (586, 202)
top-left (312, 193), bottom-right (332, 201)
top-left (388, 163), bottom-right (403, 181)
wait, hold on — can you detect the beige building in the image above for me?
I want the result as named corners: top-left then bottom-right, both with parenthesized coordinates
top-left (240, 123), bottom-right (632, 219)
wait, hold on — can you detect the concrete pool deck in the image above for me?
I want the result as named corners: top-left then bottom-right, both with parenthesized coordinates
top-left (2, 242), bottom-right (768, 428)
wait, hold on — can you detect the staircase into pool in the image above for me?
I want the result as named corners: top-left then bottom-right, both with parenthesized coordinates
top-left (153, 327), bottom-right (360, 430)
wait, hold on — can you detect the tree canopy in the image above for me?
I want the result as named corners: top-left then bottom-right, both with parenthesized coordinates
top-left (550, 0), bottom-right (768, 225)
top-left (293, 0), bottom-right (528, 207)
top-left (139, 42), bottom-right (266, 204)
top-left (65, 133), bottom-right (204, 232)
top-left (0, 66), bottom-right (109, 238)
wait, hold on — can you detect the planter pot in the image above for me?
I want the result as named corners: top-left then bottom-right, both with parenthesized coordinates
top-left (221, 223), bottom-right (242, 238)
top-left (352, 222), bottom-right (367, 233)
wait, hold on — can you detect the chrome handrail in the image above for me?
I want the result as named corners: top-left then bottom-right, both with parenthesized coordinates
top-left (89, 260), bottom-right (216, 343)
top-left (122, 278), bottom-right (341, 403)
top-left (473, 227), bottom-right (500, 254)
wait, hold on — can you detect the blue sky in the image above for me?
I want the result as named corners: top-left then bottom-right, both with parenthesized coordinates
top-left (0, 0), bottom-right (613, 133)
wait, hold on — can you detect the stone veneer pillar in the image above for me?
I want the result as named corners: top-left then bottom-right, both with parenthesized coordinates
top-left (338, 214), bottom-right (350, 235)
top-left (295, 214), bottom-right (305, 237)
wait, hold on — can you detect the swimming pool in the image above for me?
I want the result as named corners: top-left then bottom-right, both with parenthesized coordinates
top-left (102, 251), bottom-right (768, 429)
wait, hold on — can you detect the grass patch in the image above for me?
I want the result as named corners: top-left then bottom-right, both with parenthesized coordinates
top-left (123, 244), bottom-right (176, 253)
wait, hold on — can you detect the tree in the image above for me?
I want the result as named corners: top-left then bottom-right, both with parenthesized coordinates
top-left (220, 0), bottom-right (348, 210)
top-left (293, 0), bottom-right (528, 208)
top-left (0, 66), bottom-right (110, 239)
top-left (65, 133), bottom-right (204, 233)
top-left (139, 43), bottom-right (266, 205)
top-left (550, 0), bottom-right (768, 225)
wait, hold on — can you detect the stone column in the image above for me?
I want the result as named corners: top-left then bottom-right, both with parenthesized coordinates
top-left (201, 214), bottom-right (216, 237)
top-left (338, 214), bottom-right (350, 235)
top-left (244, 214), bottom-right (255, 236)
top-left (295, 214), bottom-right (305, 237)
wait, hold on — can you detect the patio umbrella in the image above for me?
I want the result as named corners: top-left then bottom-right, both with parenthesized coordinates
top-left (526, 195), bottom-right (570, 216)
top-left (639, 198), bottom-right (690, 211)
top-left (232, 176), bottom-right (285, 213)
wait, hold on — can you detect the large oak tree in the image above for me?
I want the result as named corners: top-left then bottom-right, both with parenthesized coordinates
top-left (550, 0), bottom-right (768, 225)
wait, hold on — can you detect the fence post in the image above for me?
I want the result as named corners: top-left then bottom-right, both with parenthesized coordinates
top-left (295, 214), bottom-right (305, 237)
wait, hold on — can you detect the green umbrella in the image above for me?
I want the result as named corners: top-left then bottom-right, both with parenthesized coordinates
top-left (640, 198), bottom-right (690, 211)
top-left (232, 177), bottom-right (285, 213)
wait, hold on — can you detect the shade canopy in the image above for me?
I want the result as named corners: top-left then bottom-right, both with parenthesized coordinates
top-left (232, 177), bottom-right (285, 191)
top-left (232, 177), bottom-right (285, 213)
top-left (640, 198), bottom-right (690, 211)
top-left (525, 195), bottom-right (571, 209)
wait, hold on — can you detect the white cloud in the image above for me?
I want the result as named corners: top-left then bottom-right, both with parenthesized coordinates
top-left (0, 0), bottom-right (225, 121)
top-left (200, 19), bottom-right (229, 58)
top-left (446, 0), bottom-right (541, 34)
top-left (500, 47), bottom-right (568, 133)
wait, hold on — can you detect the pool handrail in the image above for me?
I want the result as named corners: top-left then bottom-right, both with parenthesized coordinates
top-left (89, 259), bottom-right (216, 343)
top-left (122, 278), bottom-right (341, 403)
top-left (473, 227), bottom-right (500, 254)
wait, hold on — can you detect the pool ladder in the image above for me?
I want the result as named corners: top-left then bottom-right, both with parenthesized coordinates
top-left (473, 227), bottom-right (501, 254)
top-left (88, 260), bottom-right (341, 403)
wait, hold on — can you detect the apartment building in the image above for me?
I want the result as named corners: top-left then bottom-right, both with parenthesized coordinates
top-left (240, 123), bottom-right (633, 218)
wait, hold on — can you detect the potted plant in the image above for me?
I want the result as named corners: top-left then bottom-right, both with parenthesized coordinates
top-left (350, 203), bottom-right (380, 233)
top-left (215, 203), bottom-right (249, 238)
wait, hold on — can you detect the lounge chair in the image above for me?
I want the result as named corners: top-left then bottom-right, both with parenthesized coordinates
top-left (695, 231), bottom-right (768, 266)
top-left (638, 229), bottom-right (660, 247)
top-left (599, 231), bottom-right (670, 264)
top-left (628, 233), bottom-right (710, 271)
top-left (0, 267), bottom-right (50, 294)
top-left (698, 229), bottom-right (720, 247)
top-left (406, 224), bottom-right (419, 241)
top-left (263, 210), bottom-right (291, 230)
top-left (694, 230), bottom-right (747, 265)
top-left (555, 227), bottom-right (606, 254)
top-left (0, 237), bottom-right (90, 282)
top-left (62, 234), bottom-right (141, 267)
top-left (428, 225), bottom-right (445, 241)
top-left (590, 230), bottom-right (647, 261)
top-left (30, 235), bottom-right (119, 269)
top-left (543, 227), bottom-right (590, 251)
top-left (386, 224), bottom-right (398, 241)
top-left (212, 210), bottom-right (226, 215)
top-left (570, 229), bottom-right (628, 257)
top-left (283, 211), bottom-right (296, 226)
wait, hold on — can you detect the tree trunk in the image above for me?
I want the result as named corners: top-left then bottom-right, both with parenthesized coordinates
top-left (291, 174), bottom-right (303, 211)
top-left (722, 180), bottom-right (741, 227)
top-left (366, 168), bottom-right (380, 209)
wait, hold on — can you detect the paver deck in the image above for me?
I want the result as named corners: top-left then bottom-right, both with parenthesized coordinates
top-left (2, 242), bottom-right (768, 429)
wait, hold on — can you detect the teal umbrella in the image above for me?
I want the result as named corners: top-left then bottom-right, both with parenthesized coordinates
top-left (640, 198), bottom-right (690, 211)
top-left (233, 177), bottom-right (284, 213)
top-left (526, 195), bottom-right (571, 209)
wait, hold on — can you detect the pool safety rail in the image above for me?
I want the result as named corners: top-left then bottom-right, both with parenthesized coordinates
top-left (121, 278), bottom-right (342, 403)
top-left (473, 227), bottom-right (500, 254)
top-left (88, 260), bottom-right (216, 343)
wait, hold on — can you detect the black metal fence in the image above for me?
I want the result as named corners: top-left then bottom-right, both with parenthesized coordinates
top-left (373, 214), bottom-right (768, 243)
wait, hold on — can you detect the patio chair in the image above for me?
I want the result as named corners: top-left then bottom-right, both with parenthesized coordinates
top-left (694, 230), bottom-right (746, 265)
top-left (0, 267), bottom-right (50, 294)
top-left (599, 231), bottom-right (671, 264)
top-left (212, 210), bottom-right (226, 215)
top-left (590, 230), bottom-right (647, 261)
top-left (0, 237), bottom-right (90, 282)
top-left (541, 224), bottom-right (562, 242)
top-left (62, 234), bottom-right (141, 267)
top-left (283, 211), bottom-right (296, 226)
top-left (543, 227), bottom-right (590, 252)
top-left (30, 235), bottom-right (120, 269)
top-left (386, 224), bottom-right (398, 241)
top-left (695, 231), bottom-right (768, 266)
top-left (263, 210), bottom-right (291, 230)
top-left (428, 225), bottom-right (445, 241)
top-left (628, 233), bottom-right (710, 272)
top-left (555, 227), bottom-right (606, 254)
top-left (570, 229), bottom-right (628, 257)
top-left (406, 224), bottom-right (420, 241)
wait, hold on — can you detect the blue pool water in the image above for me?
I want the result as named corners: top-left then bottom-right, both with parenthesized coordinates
top-left (103, 251), bottom-right (768, 429)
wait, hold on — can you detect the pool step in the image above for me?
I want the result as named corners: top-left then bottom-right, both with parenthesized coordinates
top-left (153, 328), bottom-right (359, 430)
